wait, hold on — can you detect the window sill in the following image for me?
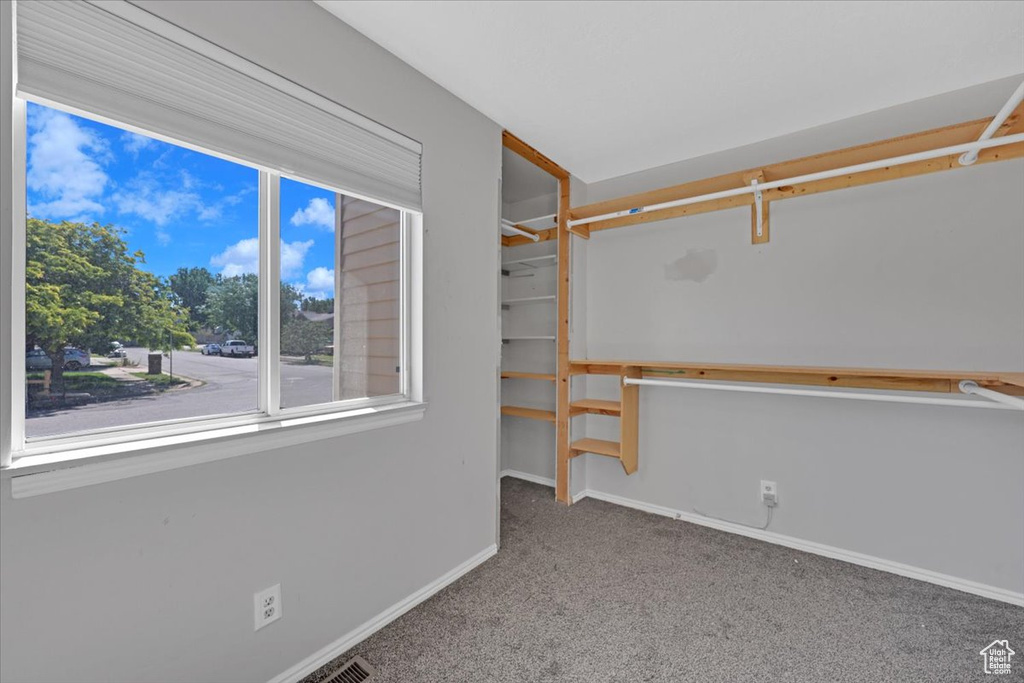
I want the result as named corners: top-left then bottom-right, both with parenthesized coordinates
top-left (2, 401), bottom-right (426, 498)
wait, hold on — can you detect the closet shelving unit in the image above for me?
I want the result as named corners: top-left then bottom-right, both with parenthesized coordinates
top-left (504, 81), bottom-right (1024, 505)
top-left (499, 217), bottom-right (557, 420)
top-left (499, 133), bottom-right (568, 441)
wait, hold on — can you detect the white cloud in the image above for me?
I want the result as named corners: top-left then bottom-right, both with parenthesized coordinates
top-left (27, 107), bottom-right (109, 221)
top-left (112, 184), bottom-right (204, 226)
top-left (210, 238), bottom-right (258, 277)
top-left (210, 238), bottom-right (313, 279)
top-left (121, 131), bottom-right (156, 156)
top-left (290, 197), bottom-right (335, 230)
top-left (302, 266), bottom-right (335, 299)
top-left (113, 175), bottom-right (255, 232)
top-left (281, 240), bottom-right (315, 278)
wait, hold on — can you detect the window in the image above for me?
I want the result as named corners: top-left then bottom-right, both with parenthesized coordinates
top-left (279, 179), bottom-right (403, 409)
top-left (24, 103), bottom-right (261, 439)
top-left (5, 0), bottom-right (422, 469)
top-left (11, 100), bottom-right (417, 454)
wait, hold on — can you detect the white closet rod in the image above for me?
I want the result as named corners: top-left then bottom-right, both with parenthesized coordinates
top-left (569, 131), bottom-right (1024, 228)
top-left (500, 220), bottom-right (540, 242)
top-left (508, 213), bottom-right (557, 226)
top-left (621, 377), bottom-right (1024, 411)
top-left (958, 80), bottom-right (1024, 166)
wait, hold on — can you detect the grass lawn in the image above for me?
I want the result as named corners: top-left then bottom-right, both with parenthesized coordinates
top-left (282, 354), bottom-right (333, 367)
top-left (27, 371), bottom-right (120, 392)
top-left (130, 372), bottom-right (189, 388)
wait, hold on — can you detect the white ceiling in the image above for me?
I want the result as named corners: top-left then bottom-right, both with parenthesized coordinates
top-left (317, 1), bottom-right (1024, 183)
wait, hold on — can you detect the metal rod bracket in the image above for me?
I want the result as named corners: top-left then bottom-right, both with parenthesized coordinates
top-left (751, 179), bottom-right (764, 238)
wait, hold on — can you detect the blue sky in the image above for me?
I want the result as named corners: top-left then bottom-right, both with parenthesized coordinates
top-left (25, 101), bottom-right (338, 299)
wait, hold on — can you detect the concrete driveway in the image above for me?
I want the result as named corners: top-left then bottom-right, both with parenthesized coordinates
top-left (25, 347), bottom-right (334, 439)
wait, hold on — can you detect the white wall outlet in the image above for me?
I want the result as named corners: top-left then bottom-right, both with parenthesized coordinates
top-left (254, 583), bottom-right (282, 631)
top-left (761, 480), bottom-right (778, 507)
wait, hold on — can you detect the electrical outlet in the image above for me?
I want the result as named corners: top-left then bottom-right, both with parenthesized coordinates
top-left (761, 480), bottom-right (778, 507)
top-left (254, 584), bottom-right (282, 631)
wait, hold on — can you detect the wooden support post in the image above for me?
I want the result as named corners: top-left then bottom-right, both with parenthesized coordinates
top-left (555, 176), bottom-right (572, 504)
top-left (619, 366), bottom-right (640, 475)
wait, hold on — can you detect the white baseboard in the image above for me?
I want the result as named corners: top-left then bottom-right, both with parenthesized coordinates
top-left (268, 544), bottom-right (498, 683)
top-left (499, 469), bottom-right (554, 487)
top-left (500, 469), bottom-right (588, 503)
top-left (578, 488), bottom-right (1024, 607)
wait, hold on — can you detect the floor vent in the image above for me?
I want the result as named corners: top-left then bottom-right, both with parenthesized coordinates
top-left (322, 656), bottom-right (376, 683)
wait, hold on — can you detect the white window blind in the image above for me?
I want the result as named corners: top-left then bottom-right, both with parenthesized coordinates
top-left (15, 0), bottom-right (423, 211)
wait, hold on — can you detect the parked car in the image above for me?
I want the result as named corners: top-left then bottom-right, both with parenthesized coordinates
top-left (220, 340), bottom-right (253, 358)
top-left (201, 343), bottom-right (222, 356)
top-left (26, 347), bottom-right (91, 371)
top-left (106, 348), bottom-right (127, 359)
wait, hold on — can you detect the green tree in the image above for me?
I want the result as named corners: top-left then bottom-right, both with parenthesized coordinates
top-left (301, 296), bottom-right (334, 313)
top-left (25, 218), bottom-right (194, 394)
top-left (169, 266), bottom-right (216, 330)
top-left (207, 277), bottom-right (301, 344)
top-left (206, 273), bottom-right (259, 342)
top-left (280, 316), bottom-right (333, 362)
top-left (281, 282), bottom-right (302, 319)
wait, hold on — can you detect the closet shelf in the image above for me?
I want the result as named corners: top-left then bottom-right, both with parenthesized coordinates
top-left (502, 372), bottom-right (557, 382)
top-left (503, 336), bottom-right (556, 342)
top-left (501, 405), bottom-right (556, 422)
top-left (502, 295), bottom-right (556, 306)
top-left (569, 399), bottom-right (621, 417)
top-left (570, 438), bottom-right (621, 459)
top-left (502, 254), bottom-right (557, 272)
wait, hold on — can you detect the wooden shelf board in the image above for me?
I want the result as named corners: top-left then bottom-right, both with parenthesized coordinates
top-left (569, 399), bottom-right (622, 417)
top-left (570, 438), bottom-right (621, 459)
top-left (569, 359), bottom-right (1024, 394)
top-left (501, 372), bottom-right (556, 382)
top-left (501, 405), bottom-right (556, 422)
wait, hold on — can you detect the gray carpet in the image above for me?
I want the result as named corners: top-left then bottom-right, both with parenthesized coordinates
top-left (303, 478), bottom-right (1023, 682)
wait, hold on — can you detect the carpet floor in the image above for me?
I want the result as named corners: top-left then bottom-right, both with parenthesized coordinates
top-left (303, 477), bottom-right (1023, 682)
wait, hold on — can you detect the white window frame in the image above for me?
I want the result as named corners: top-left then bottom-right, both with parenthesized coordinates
top-left (1, 94), bottom-right (425, 492)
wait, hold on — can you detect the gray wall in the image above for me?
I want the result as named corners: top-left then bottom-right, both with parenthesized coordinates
top-left (579, 76), bottom-right (1024, 594)
top-left (0, 2), bottom-right (501, 682)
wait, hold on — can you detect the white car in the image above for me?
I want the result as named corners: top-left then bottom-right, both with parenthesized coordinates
top-left (220, 340), bottom-right (254, 358)
top-left (26, 347), bottom-right (91, 371)
top-left (201, 343), bottom-right (222, 356)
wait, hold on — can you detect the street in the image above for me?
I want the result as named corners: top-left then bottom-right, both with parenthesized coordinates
top-left (25, 346), bottom-right (334, 439)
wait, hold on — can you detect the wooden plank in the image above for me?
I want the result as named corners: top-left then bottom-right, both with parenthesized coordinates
top-left (501, 405), bottom-right (556, 422)
top-left (504, 227), bottom-right (558, 248)
top-left (571, 116), bottom-right (994, 220)
top-left (502, 130), bottom-right (570, 180)
top-left (619, 366), bottom-right (640, 475)
top-left (501, 371), bottom-right (557, 382)
top-left (567, 224), bottom-right (590, 239)
top-left (570, 438), bottom-right (621, 459)
top-left (995, 100), bottom-right (1024, 137)
top-left (569, 398), bottom-right (622, 417)
top-left (568, 359), bottom-right (1024, 394)
top-left (555, 176), bottom-right (572, 504)
top-left (569, 112), bottom-right (1024, 233)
